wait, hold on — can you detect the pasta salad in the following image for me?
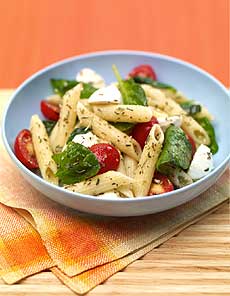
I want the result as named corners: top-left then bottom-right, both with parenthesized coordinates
top-left (14, 64), bottom-right (218, 198)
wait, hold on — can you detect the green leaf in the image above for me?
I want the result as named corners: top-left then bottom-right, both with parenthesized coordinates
top-left (51, 79), bottom-right (78, 97)
top-left (111, 122), bottom-right (134, 133)
top-left (156, 125), bottom-right (192, 175)
top-left (133, 76), bottom-right (177, 93)
top-left (67, 127), bottom-right (91, 144)
top-left (53, 142), bottom-right (100, 185)
top-left (112, 65), bottom-right (147, 106)
top-left (195, 117), bottom-right (218, 154)
top-left (50, 79), bottom-right (97, 98)
top-left (180, 101), bottom-right (202, 115)
top-left (42, 120), bottom-right (56, 136)
top-left (80, 83), bottom-right (97, 98)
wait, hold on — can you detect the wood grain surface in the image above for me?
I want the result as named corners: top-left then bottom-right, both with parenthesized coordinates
top-left (0, 90), bottom-right (229, 295)
top-left (0, 0), bottom-right (229, 88)
top-left (0, 202), bottom-right (229, 295)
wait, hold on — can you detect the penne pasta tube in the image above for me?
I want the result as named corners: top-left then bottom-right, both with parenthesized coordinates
top-left (80, 99), bottom-right (93, 111)
top-left (92, 105), bottom-right (153, 123)
top-left (117, 158), bottom-right (134, 197)
top-left (133, 124), bottom-right (164, 197)
top-left (142, 84), bottom-right (186, 116)
top-left (194, 105), bottom-right (214, 121)
top-left (50, 83), bottom-right (82, 153)
top-left (149, 106), bottom-right (168, 119)
top-left (30, 115), bottom-right (58, 185)
top-left (123, 154), bottom-right (138, 178)
top-left (77, 102), bottom-right (142, 161)
top-left (65, 171), bottom-right (134, 195)
top-left (182, 115), bottom-right (210, 146)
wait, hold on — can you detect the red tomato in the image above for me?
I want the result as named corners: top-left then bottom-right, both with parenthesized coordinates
top-left (14, 129), bottom-right (38, 169)
top-left (129, 64), bottom-right (157, 80)
top-left (40, 100), bottom-right (60, 121)
top-left (149, 172), bottom-right (174, 195)
top-left (185, 132), bottom-right (196, 155)
top-left (90, 144), bottom-right (120, 174)
top-left (131, 117), bottom-right (158, 149)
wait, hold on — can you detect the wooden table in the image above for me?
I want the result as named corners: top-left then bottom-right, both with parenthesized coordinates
top-left (0, 90), bottom-right (229, 295)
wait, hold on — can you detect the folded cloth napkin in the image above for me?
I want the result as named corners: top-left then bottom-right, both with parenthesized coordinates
top-left (0, 152), bottom-right (229, 294)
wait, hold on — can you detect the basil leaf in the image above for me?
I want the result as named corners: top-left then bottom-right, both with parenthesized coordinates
top-left (195, 117), bottom-right (218, 154)
top-left (42, 120), bottom-right (56, 136)
top-left (133, 76), bottom-right (177, 93)
top-left (180, 101), bottom-right (202, 115)
top-left (156, 126), bottom-right (192, 175)
top-left (111, 122), bottom-right (134, 133)
top-left (50, 79), bottom-right (97, 98)
top-left (67, 127), bottom-right (91, 144)
top-left (51, 79), bottom-right (78, 97)
top-left (53, 142), bottom-right (100, 185)
top-left (80, 83), bottom-right (97, 98)
top-left (112, 65), bottom-right (147, 106)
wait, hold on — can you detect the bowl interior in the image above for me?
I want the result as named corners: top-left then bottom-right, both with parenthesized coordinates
top-left (4, 51), bottom-right (229, 172)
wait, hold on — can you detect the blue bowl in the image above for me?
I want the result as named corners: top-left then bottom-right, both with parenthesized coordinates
top-left (2, 50), bottom-right (230, 216)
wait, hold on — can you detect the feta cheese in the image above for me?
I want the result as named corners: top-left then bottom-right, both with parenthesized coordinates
top-left (188, 144), bottom-right (214, 180)
top-left (158, 115), bottom-right (182, 132)
top-left (72, 132), bottom-right (100, 148)
top-left (98, 191), bottom-right (121, 199)
top-left (76, 68), bottom-right (105, 88)
top-left (88, 85), bottom-right (122, 104)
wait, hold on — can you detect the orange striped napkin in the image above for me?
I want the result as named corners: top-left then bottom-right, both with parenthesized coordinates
top-left (0, 153), bottom-right (229, 294)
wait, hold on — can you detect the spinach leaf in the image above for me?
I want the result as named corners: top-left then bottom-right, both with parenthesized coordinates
top-left (67, 127), bottom-right (91, 144)
top-left (42, 120), bottom-right (56, 136)
top-left (53, 142), bottom-right (100, 185)
top-left (111, 122), bottom-right (134, 133)
top-left (112, 65), bottom-right (147, 106)
top-left (180, 101), bottom-right (202, 115)
top-left (195, 117), bottom-right (218, 154)
top-left (133, 76), bottom-right (177, 93)
top-left (50, 79), bottom-right (97, 98)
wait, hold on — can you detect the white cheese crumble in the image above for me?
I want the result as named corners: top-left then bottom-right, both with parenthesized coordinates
top-left (72, 132), bottom-right (100, 148)
top-left (88, 84), bottom-right (122, 104)
top-left (158, 115), bottom-right (182, 132)
top-left (76, 68), bottom-right (105, 88)
top-left (187, 144), bottom-right (214, 180)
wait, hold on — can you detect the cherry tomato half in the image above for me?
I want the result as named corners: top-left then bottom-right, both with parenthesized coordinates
top-left (184, 132), bottom-right (196, 156)
top-left (129, 64), bottom-right (157, 80)
top-left (14, 129), bottom-right (38, 169)
top-left (90, 143), bottom-right (120, 174)
top-left (40, 100), bottom-right (60, 121)
top-left (131, 116), bottom-right (158, 149)
top-left (149, 172), bottom-right (174, 195)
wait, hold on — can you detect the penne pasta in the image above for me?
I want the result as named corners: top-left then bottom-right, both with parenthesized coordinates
top-left (30, 115), bottom-right (58, 185)
top-left (182, 115), bottom-right (210, 146)
top-left (123, 154), bottom-right (138, 178)
top-left (133, 124), bottom-right (164, 197)
top-left (117, 157), bottom-right (134, 197)
top-left (77, 102), bottom-right (142, 160)
top-left (92, 104), bottom-right (153, 123)
top-left (65, 171), bottom-right (134, 195)
top-left (50, 83), bottom-right (82, 153)
top-left (142, 84), bottom-right (186, 116)
top-left (149, 106), bottom-right (168, 119)
top-left (193, 105), bottom-right (214, 121)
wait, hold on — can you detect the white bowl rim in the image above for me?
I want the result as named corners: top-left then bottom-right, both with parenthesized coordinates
top-left (2, 50), bottom-right (230, 204)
